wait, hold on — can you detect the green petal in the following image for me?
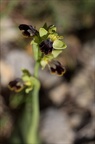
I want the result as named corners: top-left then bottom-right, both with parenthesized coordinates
top-left (22, 69), bottom-right (31, 77)
top-left (39, 28), bottom-right (48, 37)
top-left (22, 75), bottom-right (30, 82)
top-left (48, 25), bottom-right (56, 33)
top-left (40, 54), bottom-right (54, 69)
top-left (52, 50), bottom-right (62, 58)
top-left (53, 39), bottom-right (63, 48)
top-left (25, 87), bottom-right (33, 93)
top-left (53, 39), bottom-right (67, 49)
top-left (40, 60), bottom-right (48, 69)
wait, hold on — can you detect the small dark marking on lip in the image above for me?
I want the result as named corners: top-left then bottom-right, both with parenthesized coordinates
top-left (39, 39), bottom-right (53, 55)
top-left (50, 61), bottom-right (66, 76)
top-left (8, 78), bottom-right (24, 92)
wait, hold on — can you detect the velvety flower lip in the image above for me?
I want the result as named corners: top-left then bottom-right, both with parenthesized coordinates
top-left (19, 24), bottom-right (38, 37)
top-left (8, 78), bottom-right (24, 92)
top-left (49, 61), bottom-right (66, 76)
top-left (39, 39), bottom-right (53, 55)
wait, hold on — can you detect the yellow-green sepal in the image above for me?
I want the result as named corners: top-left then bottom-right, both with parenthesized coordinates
top-left (53, 39), bottom-right (67, 49)
top-left (39, 28), bottom-right (48, 37)
top-left (52, 50), bottom-right (62, 58)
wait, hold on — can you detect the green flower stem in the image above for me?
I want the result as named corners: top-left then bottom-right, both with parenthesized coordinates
top-left (34, 60), bottom-right (40, 78)
top-left (27, 61), bottom-right (40, 144)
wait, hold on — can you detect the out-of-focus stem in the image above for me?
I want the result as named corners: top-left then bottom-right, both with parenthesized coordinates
top-left (27, 61), bottom-right (40, 144)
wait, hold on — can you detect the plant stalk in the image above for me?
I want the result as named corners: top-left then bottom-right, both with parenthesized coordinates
top-left (27, 61), bottom-right (40, 144)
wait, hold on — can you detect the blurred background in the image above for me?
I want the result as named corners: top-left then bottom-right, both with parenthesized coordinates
top-left (0, 0), bottom-right (95, 144)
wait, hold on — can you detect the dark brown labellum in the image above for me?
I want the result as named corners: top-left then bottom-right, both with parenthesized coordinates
top-left (8, 78), bottom-right (24, 92)
top-left (39, 39), bottom-right (53, 55)
top-left (19, 24), bottom-right (38, 37)
top-left (50, 61), bottom-right (66, 76)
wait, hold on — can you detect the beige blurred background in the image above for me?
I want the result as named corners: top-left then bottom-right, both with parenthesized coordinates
top-left (0, 0), bottom-right (95, 144)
